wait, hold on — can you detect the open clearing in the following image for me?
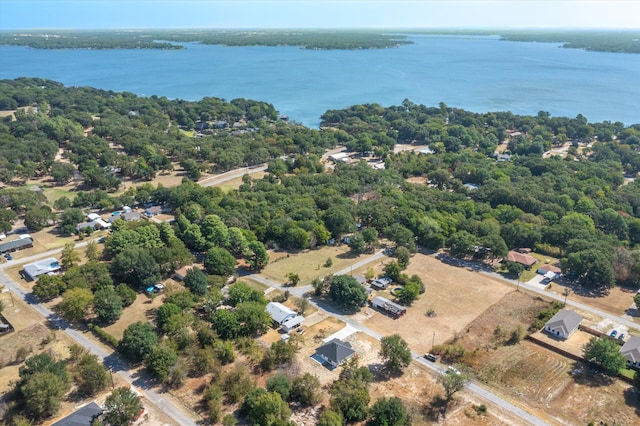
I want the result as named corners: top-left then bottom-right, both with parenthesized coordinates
top-left (261, 245), bottom-right (373, 285)
top-left (362, 252), bottom-right (513, 355)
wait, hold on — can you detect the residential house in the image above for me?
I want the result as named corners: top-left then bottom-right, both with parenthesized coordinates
top-left (281, 315), bottom-right (305, 332)
top-left (543, 309), bottom-right (582, 340)
top-left (620, 335), bottom-right (640, 369)
top-left (266, 302), bottom-right (297, 326)
top-left (52, 402), bottom-right (103, 426)
top-left (76, 219), bottom-right (110, 233)
top-left (23, 257), bottom-right (61, 281)
top-left (506, 250), bottom-right (538, 269)
top-left (144, 206), bottom-right (163, 217)
top-left (0, 237), bottom-right (33, 254)
top-left (315, 338), bottom-right (356, 368)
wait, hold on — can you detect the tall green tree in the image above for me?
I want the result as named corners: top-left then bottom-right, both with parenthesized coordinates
top-left (183, 267), bottom-right (208, 296)
top-left (379, 334), bottom-right (412, 375)
top-left (204, 247), bottom-right (236, 276)
top-left (93, 285), bottom-right (123, 324)
top-left (329, 275), bottom-right (367, 311)
top-left (103, 387), bottom-right (143, 426)
top-left (369, 396), bottom-right (411, 426)
top-left (60, 287), bottom-right (94, 321)
top-left (583, 337), bottom-right (627, 376)
top-left (118, 321), bottom-right (159, 363)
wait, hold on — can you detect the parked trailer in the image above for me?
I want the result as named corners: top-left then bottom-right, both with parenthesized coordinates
top-left (370, 296), bottom-right (406, 318)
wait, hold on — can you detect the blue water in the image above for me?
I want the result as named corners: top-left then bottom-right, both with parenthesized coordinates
top-left (1, 35), bottom-right (639, 127)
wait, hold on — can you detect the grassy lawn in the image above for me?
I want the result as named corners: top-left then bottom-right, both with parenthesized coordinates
top-left (261, 245), bottom-right (372, 285)
top-left (619, 367), bottom-right (637, 380)
top-left (518, 252), bottom-right (560, 282)
top-left (240, 278), bottom-right (268, 293)
top-left (42, 186), bottom-right (77, 204)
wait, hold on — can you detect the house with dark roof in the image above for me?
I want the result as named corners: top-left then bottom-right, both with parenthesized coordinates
top-left (52, 402), bottom-right (103, 426)
top-left (0, 237), bottom-right (33, 254)
top-left (506, 250), bottom-right (537, 268)
top-left (315, 338), bottom-right (356, 368)
top-left (543, 309), bottom-right (582, 340)
top-left (620, 335), bottom-right (640, 369)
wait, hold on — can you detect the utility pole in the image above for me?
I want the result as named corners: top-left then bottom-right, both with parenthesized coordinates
top-left (563, 288), bottom-right (572, 306)
top-left (109, 368), bottom-right (115, 390)
top-left (432, 332), bottom-right (435, 350)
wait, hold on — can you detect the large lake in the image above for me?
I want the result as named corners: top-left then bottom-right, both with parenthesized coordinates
top-left (1, 35), bottom-right (639, 127)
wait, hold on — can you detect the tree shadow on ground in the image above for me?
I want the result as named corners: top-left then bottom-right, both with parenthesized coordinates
top-left (571, 362), bottom-right (615, 387)
top-left (623, 386), bottom-right (640, 416)
top-left (335, 251), bottom-right (359, 260)
top-left (423, 395), bottom-right (449, 422)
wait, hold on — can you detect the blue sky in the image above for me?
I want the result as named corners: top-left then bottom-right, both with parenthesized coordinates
top-left (1, 0), bottom-right (639, 30)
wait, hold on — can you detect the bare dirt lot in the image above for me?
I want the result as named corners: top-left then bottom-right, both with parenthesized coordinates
top-left (362, 252), bottom-right (513, 355)
top-left (440, 290), bottom-right (640, 425)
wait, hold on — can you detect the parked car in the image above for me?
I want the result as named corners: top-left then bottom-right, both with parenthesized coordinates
top-left (610, 330), bottom-right (618, 338)
top-left (424, 353), bottom-right (438, 362)
top-left (618, 333), bottom-right (625, 341)
top-left (447, 366), bottom-right (460, 375)
top-left (3, 253), bottom-right (12, 260)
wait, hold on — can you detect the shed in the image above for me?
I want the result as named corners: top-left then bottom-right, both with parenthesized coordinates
top-left (266, 302), bottom-right (297, 325)
top-left (22, 257), bottom-right (61, 281)
top-left (315, 338), bottom-right (355, 368)
top-left (371, 277), bottom-right (392, 290)
top-left (543, 309), bottom-right (582, 340)
top-left (620, 335), bottom-right (640, 369)
top-left (52, 402), bottom-right (103, 426)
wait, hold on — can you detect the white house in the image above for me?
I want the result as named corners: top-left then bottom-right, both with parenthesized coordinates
top-left (543, 309), bottom-right (582, 340)
top-left (620, 335), bottom-right (640, 369)
top-left (266, 302), bottom-right (297, 325)
top-left (23, 257), bottom-right (61, 281)
top-left (281, 315), bottom-right (305, 332)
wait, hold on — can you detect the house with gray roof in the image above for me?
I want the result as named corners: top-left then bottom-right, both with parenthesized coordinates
top-left (266, 302), bottom-right (297, 325)
top-left (0, 237), bottom-right (33, 254)
top-left (543, 309), bottom-right (582, 340)
top-left (22, 257), bottom-right (61, 281)
top-left (52, 401), bottom-right (102, 426)
top-left (315, 338), bottom-right (356, 368)
top-left (620, 335), bottom-right (640, 369)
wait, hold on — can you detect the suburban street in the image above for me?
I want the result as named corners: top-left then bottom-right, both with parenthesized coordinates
top-left (4, 235), bottom-right (637, 425)
top-left (0, 269), bottom-right (197, 426)
top-left (245, 252), bottom-right (550, 426)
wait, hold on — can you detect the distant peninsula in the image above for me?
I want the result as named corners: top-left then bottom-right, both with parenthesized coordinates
top-left (1, 29), bottom-right (639, 53)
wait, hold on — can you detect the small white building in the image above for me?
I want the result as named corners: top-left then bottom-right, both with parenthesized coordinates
top-left (543, 309), bottom-right (582, 340)
top-left (370, 296), bottom-right (406, 318)
top-left (23, 257), bottom-right (61, 281)
top-left (266, 302), bottom-right (297, 325)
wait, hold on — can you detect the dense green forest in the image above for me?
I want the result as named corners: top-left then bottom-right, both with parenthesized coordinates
top-left (1, 29), bottom-right (638, 52)
top-left (2, 78), bottom-right (640, 295)
top-left (0, 30), bottom-right (412, 50)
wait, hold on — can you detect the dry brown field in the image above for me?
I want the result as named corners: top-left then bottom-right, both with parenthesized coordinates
top-left (548, 282), bottom-right (640, 324)
top-left (362, 252), bottom-right (513, 355)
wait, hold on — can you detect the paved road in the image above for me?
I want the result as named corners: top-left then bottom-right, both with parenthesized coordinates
top-left (0, 271), bottom-right (197, 426)
top-left (246, 252), bottom-right (548, 426)
top-left (198, 164), bottom-right (267, 187)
